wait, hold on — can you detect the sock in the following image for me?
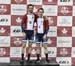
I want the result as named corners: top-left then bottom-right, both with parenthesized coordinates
top-left (27, 54), bottom-right (30, 61)
top-left (21, 53), bottom-right (24, 60)
top-left (45, 53), bottom-right (48, 61)
top-left (37, 54), bottom-right (40, 60)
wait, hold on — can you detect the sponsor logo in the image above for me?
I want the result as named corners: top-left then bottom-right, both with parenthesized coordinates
top-left (60, 0), bottom-right (70, 2)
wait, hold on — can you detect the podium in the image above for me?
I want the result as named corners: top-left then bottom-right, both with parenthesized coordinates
top-left (0, 60), bottom-right (59, 66)
top-left (9, 60), bottom-right (59, 66)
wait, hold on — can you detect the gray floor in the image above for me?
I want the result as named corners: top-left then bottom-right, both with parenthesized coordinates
top-left (0, 60), bottom-right (59, 66)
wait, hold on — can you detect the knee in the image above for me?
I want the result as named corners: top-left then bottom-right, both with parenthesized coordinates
top-left (43, 45), bottom-right (47, 49)
top-left (22, 44), bottom-right (26, 49)
top-left (36, 49), bottom-right (40, 54)
top-left (36, 44), bottom-right (40, 48)
top-left (29, 43), bottom-right (32, 48)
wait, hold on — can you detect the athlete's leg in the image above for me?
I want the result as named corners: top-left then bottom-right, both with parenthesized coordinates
top-left (43, 41), bottom-right (49, 62)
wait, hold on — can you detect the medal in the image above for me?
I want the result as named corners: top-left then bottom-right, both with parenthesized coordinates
top-left (39, 26), bottom-right (40, 28)
top-left (29, 21), bottom-right (32, 24)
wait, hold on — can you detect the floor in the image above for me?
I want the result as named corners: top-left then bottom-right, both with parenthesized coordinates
top-left (0, 60), bottom-right (59, 66)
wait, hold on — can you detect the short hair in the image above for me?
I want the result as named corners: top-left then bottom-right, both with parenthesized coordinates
top-left (27, 4), bottom-right (34, 8)
top-left (38, 8), bottom-right (44, 13)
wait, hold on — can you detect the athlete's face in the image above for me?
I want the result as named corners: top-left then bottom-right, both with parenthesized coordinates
top-left (38, 9), bottom-right (44, 17)
top-left (28, 6), bottom-right (34, 13)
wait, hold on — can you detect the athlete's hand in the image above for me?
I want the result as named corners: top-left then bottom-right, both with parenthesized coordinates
top-left (22, 32), bottom-right (26, 37)
top-left (34, 31), bottom-right (37, 36)
top-left (43, 34), bottom-right (47, 40)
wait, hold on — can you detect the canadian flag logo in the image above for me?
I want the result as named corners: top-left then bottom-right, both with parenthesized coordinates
top-left (0, 5), bottom-right (7, 13)
top-left (0, 48), bottom-right (6, 56)
top-left (48, 0), bottom-right (53, 2)
top-left (62, 28), bottom-right (68, 34)
top-left (60, 48), bottom-right (68, 56)
top-left (15, 0), bottom-right (23, 3)
top-left (60, 7), bottom-right (69, 15)
top-left (16, 17), bottom-right (22, 23)
top-left (14, 38), bottom-right (22, 46)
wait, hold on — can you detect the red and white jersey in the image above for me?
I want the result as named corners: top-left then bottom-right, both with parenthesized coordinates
top-left (22, 13), bottom-right (37, 30)
top-left (36, 16), bottom-right (49, 34)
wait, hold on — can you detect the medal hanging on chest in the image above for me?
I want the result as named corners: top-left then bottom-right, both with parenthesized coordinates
top-left (37, 18), bottom-right (44, 33)
top-left (29, 21), bottom-right (32, 24)
top-left (27, 14), bottom-right (34, 30)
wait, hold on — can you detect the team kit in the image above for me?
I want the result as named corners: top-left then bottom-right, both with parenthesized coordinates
top-left (20, 4), bottom-right (49, 64)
